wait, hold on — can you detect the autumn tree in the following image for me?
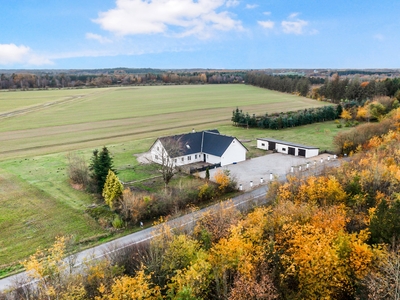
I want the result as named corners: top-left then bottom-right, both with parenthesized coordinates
top-left (102, 170), bottom-right (124, 209)
top-left (156, 137), bottom-right (183, 188)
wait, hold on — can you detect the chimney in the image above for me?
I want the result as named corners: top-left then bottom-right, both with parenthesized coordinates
top-left (192, 128), bottom-right (195, 133)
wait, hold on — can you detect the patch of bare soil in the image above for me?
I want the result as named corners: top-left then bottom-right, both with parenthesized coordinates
top-left (135, 151), bottom-right (153, 164)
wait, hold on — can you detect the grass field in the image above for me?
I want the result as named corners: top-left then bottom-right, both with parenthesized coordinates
top-left (0, 84), bottom-right (344, 274)
top-left (0, 85), bottom-right (328, 160)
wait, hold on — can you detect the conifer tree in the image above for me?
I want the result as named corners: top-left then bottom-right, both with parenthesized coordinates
top-left (102, 170), bottom-right (123, 209)
top-left (90, 146), bottom-right (115, 193)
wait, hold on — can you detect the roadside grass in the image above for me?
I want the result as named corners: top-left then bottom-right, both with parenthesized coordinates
top-left (0, 169), bottom-right (104, 272)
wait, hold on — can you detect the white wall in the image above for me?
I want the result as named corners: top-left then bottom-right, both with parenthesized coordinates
top-left (276, 143), bottom-right (289, 154)
top-left (305, 148), bottom-right (319, 158)
top-left (257, 139), bottom-right (268, 150)
top-left (221, 139), bottom-right (247, 166)
top-left (150, 140), bottom-right (165, 164)
top-left (206, 153), bottom-right (221, 165)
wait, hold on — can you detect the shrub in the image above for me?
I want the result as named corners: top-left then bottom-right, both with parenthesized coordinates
top-left (66, 152), bottom-right (90, 188)
top-left (112, 215), bottom-right (124, 229)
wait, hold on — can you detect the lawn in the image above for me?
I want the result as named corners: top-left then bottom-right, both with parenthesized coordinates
top-left (0, 84), bottom-right (341, 275)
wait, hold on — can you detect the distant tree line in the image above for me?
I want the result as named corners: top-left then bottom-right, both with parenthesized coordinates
top-left (246, 72), bottom-right (323, 96)
top-left (315, 74), bottom-right (400, 103)
top-left (0, 71), bottom-right (246, 90)
top-left (232, 105), bottom-right (341, 130)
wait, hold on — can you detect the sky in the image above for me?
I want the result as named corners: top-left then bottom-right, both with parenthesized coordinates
top-left (1, 0), bottom-right (399, 70)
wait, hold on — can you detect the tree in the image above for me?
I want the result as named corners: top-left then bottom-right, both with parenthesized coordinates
top-left (205, 167), bottom-right (210, 182)
top-left (156, 137), bottom-right (183, 188)
top-left (90, 146), bottom-right (115, 193)
top-left (102, 170), bottom-right (124, 209)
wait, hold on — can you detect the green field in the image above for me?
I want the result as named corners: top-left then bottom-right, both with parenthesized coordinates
top-left (0, 84), bottom-right (342, 273)
top-left (0, 85), bottom-right (328, 160)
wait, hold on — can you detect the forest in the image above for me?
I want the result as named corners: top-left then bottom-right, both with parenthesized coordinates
top-left (4, 109), bottom-right (400, 300)
top-left (246, 72), bottom-right (400, 104)
top-left (0, 71), bottom-right (246, 90)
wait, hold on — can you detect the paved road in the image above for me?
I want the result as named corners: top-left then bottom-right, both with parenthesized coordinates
top-left (0, 156), bottom-right (345, 292)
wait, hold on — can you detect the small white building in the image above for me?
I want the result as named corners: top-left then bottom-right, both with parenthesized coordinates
top-left (150, 130), bottom-right (247, 167)
top-left (257, 138), bottom-right (319, 158)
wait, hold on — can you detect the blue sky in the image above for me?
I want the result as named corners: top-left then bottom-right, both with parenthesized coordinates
top-left (1, 0), bottom-right (399, 69)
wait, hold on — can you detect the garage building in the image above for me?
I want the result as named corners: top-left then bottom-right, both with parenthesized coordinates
top-left (256, 138), bottom-right (319, 158)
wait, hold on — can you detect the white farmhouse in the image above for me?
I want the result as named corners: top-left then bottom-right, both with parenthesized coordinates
top-left (150, 130), bottom-right (247, 167)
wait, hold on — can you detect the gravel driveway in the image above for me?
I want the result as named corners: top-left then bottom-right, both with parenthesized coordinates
top-left (199, 153), bottom-right (337, 190)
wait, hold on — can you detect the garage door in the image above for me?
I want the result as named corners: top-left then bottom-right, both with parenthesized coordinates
top-left (268, 142), bottom-right (276, 150)
top-left (298, 149), bottom-right (306, 157)
top-left (288, 147), bottom-right (295, 155)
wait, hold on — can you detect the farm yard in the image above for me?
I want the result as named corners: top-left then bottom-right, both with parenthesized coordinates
top-left (0, 84), bottom-right (345, 275)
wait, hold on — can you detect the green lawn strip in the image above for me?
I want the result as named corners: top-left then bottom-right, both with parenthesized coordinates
top-left (218, 121), bottom-right (351, 152)
top-left (0, 168), bottom-right (105, 271)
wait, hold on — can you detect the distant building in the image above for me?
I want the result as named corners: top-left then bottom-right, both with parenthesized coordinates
top-left (150, 130), bottom-right (247, 167)
top-left (257, 138), bottom-right (319, 158)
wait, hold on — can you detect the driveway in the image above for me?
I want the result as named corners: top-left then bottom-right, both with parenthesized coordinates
top-left (199, 152), bottom-right (337, 190)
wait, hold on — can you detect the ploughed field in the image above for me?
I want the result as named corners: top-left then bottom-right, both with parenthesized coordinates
top-left (0, 84), bottom-right (333, 274)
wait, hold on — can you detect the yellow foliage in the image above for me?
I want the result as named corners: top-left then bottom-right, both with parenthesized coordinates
top-left (96, 267), bottom-right (161, 300)
top-left (213, 169), bottom-right (230, 191)
top-left (102, 169), bottom-right (123, 209)
top-left (341, 109), bottom-right (352, 121)
top-left (168, 251), bottom-right (212, 298)
top-left (281, 176), bottom-right (347, 206)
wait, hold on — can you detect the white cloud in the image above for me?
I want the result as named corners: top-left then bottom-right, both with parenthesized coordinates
top-left (281, 13), bottom-right (309, 35)
top-left (0, 43), bottom-right (52, 66)
top-left (245, 4), bottom-right (258, 9)
top-left (258, 20), bottom-right (274, 29)
top-left (94, 0), bottom-right (243, 39)
top-left (86, 33), bottom-right (112, 44)
top-left (226, 0), bottom-right (239, 7)
top-left (263, 11), bottom-right (271, 16)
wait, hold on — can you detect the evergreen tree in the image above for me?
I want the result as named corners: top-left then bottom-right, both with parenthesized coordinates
top-left (102, 170), bottom-right (123, 209)
top-left (205, 167), bottom-right (210, 182)
top-left (90, 146), bottom-right (115, 193)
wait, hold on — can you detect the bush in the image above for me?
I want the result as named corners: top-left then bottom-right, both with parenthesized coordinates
top-left (66, 152), bottom-right (90, 188)
top-left (112, 215), bottom-right (124, 229)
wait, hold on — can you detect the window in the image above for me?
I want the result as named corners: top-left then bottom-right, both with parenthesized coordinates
top-left (261, 143), bottom-right (265, 146)
top-left (157, 146), bottom-right (159, 151)
top-left (181, 157), bottom-right (184, 162)
top-left (195, 154), bottom-right (197, 159)
top-left (155, 155), bottom-right (158, 160)
top-left (188, 156), bottom-right (191, 161)
top-left (282, 148), bottom-right (286, 151)
top-left (174, 159), bottom-right (177, 163)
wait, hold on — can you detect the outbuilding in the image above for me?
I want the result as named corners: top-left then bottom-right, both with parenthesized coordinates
top-left (256, 138), bottom-right (319, 158)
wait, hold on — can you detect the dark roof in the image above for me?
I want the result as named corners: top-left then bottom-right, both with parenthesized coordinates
top-left (157, 129), bottom-right (246, 158)
top-left (203, 131), bottom-right (235, 156)
top-left (257, 138), bottom-right (319, 150)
